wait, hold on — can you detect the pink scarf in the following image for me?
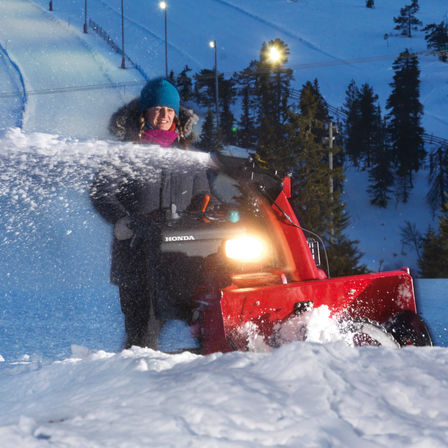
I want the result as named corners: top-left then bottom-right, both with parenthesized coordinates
top-left (141, 129), bottom-right (179, 147)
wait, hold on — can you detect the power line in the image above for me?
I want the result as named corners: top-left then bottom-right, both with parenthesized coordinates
top-left (195, 48), bottom-right (448, 77)
top-left (0, 80), bottom-right (145, 99)
top-left (2, 48), bottom-right (446, 100)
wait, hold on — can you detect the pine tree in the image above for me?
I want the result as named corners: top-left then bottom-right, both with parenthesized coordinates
top-left (343, 80), bottom-right (363, 166)
top-left (194, 69), bottom-right (219, 109)
top-left (219, 77), bottom-right (236, 145)
top-left (427, 145), bottom-right (448, 212)
top-left (418, 228), bottom-right (445, 277)
top-left (386, 49), bottom-right (425, 202)
top-left (287, 82), bottom-right (333, 236)
top-left (343, 81), bottom-right (382, 170)
top-left (234, 61), bottom-right (259, 150)
top-left (197, 109), bottom-right (222, 152)
top-left (286, 81), bottom-right (366, 276)
top-left (423, 21), bottom-right (448, 62)
top-left (256, 38), bottom-right (294, 172)
top-left (194, 69), bottom-right (237, 147)
top-left (367, 113), bottom-right (395, 207)
top-left (175, 65), bottom-right (194, 102)
top-left (233, 39), bottom-right (293, 161)
top-left (393, 1), bottom-right (422, 38)
top-left (418, 208), bottom-right (448, 277)
top-left (358, 83), bottom-right (380, 167)
top-left (400, 220), bottom-right (424, 260)
top-left (326, 230), bottom-right (368, 276)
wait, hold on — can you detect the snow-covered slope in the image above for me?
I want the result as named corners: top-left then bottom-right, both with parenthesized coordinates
top-left (2, 343), bottom-right (448, 447)
top-left (2, 0), bottom-right (446, 272)
top-left (0, 0), bottom-right (143, 139)
top-left (1, 3), bottom-right (448, 446)
top-left (29, 0), bottom-right (448, 136)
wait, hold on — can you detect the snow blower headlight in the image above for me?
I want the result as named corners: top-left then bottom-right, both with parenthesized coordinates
top-left (224, 235), bottom-right (267, 262)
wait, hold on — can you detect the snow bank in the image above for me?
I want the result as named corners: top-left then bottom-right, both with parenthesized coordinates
top-left (1, 343), bottom-right (447, 447)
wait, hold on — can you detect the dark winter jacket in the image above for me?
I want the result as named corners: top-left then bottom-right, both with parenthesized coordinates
top-left (91, 98), bottom-right (205, 288)
top-left (90, 147), bottom-right (210, 286)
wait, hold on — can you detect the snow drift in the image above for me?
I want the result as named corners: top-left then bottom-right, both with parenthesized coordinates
top-left (1, 343), bottom-right (448, 447)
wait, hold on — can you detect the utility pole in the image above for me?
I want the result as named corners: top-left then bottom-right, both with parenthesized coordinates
top-left (120, 0), bottom-right (126, 69)
top-left (328, 121), bottom-right (335, 202)
top-left (159, 2), bottom-right (168, 78)
top-left (328, 121), bottom-right (337, 242)
top-left (209, 41), bottom-right (219, 127)
top-left (83, 0), bottom-right (88, 34)
top-left (163, 5), bottom-right (168, 77)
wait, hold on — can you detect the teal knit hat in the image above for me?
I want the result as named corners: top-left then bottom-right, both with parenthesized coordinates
top-left (139, 78), bottom-right (180, 116)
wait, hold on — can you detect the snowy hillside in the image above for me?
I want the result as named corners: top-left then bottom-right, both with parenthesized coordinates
top-left (2, 0), bottom-right (447, 272)
top-left (1, 2), bottom-right (448, 446)
top-left (29, 0), bottom-right (448, 135)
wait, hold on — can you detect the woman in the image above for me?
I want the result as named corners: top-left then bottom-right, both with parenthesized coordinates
top-left (91, 79), bottom-right (208, 349)
top-left (109, 78), bottom-right (198, 147)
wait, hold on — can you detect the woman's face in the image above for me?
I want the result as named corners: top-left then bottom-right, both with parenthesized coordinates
top-left (146, 106), bottom-right (176, 131)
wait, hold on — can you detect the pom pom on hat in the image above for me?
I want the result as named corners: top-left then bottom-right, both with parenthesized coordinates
top-left (139, 78), bottom-right (180, 116)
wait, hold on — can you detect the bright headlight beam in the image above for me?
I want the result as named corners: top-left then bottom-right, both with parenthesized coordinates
top-left (225, 236), bottom-right (265, 262)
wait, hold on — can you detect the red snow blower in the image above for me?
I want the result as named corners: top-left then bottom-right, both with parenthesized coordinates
top-left (146, 151), bottom-right (432, 353)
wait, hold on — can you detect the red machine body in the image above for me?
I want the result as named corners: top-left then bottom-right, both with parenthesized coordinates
top-left (192, 186), bottom-right (420, 354)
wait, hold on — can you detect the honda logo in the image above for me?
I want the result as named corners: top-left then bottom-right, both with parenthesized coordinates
top-left (164, 235), bottom-right (196, 242)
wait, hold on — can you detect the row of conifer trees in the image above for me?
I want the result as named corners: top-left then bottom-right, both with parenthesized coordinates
top-left (168, 38), bottom-right (446, 277)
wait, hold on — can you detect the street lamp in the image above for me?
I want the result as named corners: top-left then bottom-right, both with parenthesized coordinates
top-left (266, 45), bottom-right (283, 65)
top-left (121, 0), bottom-right (126, 69)
top-left (265, 42), bottom-right (285, 124)
top-left (83, 0), bottom-right (88, 34)
top-left (159, 1), bottom-right (168, 77)
top-left (209, 40), bottom-right (219, 127)
top-left (49, 1), bottom-right (53, 11)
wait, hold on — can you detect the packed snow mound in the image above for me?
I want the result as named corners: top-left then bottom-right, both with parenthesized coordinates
top-left (1, 343), bottom-right (448, 447)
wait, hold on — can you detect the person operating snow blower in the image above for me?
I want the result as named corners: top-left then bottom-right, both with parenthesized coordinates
top-left (90, 78), bottom-right (210, 350)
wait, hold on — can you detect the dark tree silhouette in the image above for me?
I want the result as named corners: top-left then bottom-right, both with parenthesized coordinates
top-left (287, 81), bottom-right (366, 276)
top-left (386, 49), bottom-right (425, 202)
top-left (423, 21), bottom-right (448, 62)
top-left (367, 113), bottom-right (395, 207)
top-left (175, 65), bottom-right (194, 102)
top-left (418, 208), bottom-right (448, 277)
top-left (427, 146), bottom-right (448, 212)
top-left (393, 0), bottom-right (422, 38)
top-left (197, 109), bottom-right (222, 152)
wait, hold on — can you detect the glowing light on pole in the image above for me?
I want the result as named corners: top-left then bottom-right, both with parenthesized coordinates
top-left (209, 40), bottom-right (219, 127)
top-left (159, 1), bottom-right (168, 77)
top-left (121, 0), bottom-right (126, 69)
top-left (266, 43), bottom-right (285, 124)
top-left (83, 0), bottom-right (88, 34)
top-left (266, 45), bottom-right (283, 65)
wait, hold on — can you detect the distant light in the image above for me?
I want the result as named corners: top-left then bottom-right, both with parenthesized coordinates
top-left (159, 1), bottom-right (167, 10)
top-left (209, 40), bottom-right (215, 48)
top-left (267, 45), bottom-right (282, 64)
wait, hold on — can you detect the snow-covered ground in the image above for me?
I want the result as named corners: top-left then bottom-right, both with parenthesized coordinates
top-left (1, 1), bottom-right (448, 446)
top-left (2, 343), bottom-right (448, 448)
